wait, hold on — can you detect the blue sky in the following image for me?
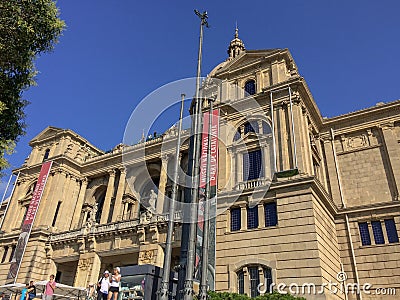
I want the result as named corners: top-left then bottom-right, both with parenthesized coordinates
top-left (1, 0), bottom-right (400, 195)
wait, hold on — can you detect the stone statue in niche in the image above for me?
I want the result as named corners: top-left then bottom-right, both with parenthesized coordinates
top-left (84, 205), bottom-right (98, 230)
top-left (148, 189), bottom-right (157, 211)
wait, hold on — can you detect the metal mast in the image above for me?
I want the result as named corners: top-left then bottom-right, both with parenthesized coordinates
top-left (182, 10), bottom-right (208, 300)
top-left (158, 94), bottom-right (186, 300)
top-left (198, 98), bottom-right (215, 299)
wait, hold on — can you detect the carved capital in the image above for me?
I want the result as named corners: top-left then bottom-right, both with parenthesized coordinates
top-left (78, 258), bottom-right (91, 270)
top-left (161, 154), bottom-right (170, 164)
top-left (139, 249), bottom-right (154, 264)
top-left (379, 122), bottom-right (395, 131)
top-left (108, 169), bottom-right (116, 177)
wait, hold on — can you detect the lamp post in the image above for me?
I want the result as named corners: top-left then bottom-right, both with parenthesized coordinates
top-left (182, 10), bottom-right (209, 300)
top-left (198, 97), bottom-right (216, 300)
top-left (158, 94), bottom-right (186, 300)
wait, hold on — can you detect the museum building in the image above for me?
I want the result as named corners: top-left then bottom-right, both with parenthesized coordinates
top-left (0, 30), bottom-right (400, 300)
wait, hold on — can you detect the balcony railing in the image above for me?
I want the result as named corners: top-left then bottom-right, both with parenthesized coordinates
top-left (236, 178), bottom-right (271, 190)
top-left (49, 210), bottom-right (183, 243)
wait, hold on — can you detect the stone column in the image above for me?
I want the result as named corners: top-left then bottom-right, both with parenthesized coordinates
top-left (100, 170), bottom-right (116, 224)
top-left (70, 178), bottom-right (88, 230)
top-left (257, 204), bottom-right (264, 228)
top-left (380, 123), bottom-right (400, 199)
top-left (322, 138), bottom-right (342, 208)
top-left (227, 149), bottom-right (236, 190)
top-left (240, 205), bottom-right (246, 230)
top-left (156, 155), bottom-right (169, 214)
top-left (237, 152), bottom-right (243, 183)
top-left (40, 169), bottom-right (65, 228)
top-left (262, 144), bottom-right (271, 180)
top-left (112, 168), bottom-right (126, 222)
top-left (74, 252), bottom-right (101, 287)
top-left (277, 103), bottom-right (289, 171)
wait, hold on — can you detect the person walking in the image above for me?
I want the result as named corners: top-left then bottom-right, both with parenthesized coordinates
top-left (42, 275), bottom-right (56, 300)
top-left (27, 281), bottom-right (36, 300)
top-left (87, 284), bottom-right (95, 300)
top-left (107, 267), bottom-right (121, 300)
top-left (97, 270), bottom-right (110, 300)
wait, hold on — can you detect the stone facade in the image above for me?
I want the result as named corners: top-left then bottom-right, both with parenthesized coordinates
top-left (0, 32), bottom-right (399, 300)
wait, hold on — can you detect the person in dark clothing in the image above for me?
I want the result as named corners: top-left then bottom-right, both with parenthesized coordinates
top-left (28, 281), bottom-right (36, 300)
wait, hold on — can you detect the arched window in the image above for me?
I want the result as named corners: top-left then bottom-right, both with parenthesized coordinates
top-left (244, 80), bottom-right (256, 96)
top-left (237, 265), bottom-right (273, 297)
top-left (43, 149), bottom-right (50, 161)
top-left (95, 191), bottom-right (106, 223)
top-left (233, 128), bottom-right (241, 142)
top-left (244, 121), bottom-right (259, 134)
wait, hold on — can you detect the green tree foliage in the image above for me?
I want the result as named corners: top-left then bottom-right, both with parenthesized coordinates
top-left (207, 291), bottom-right (306, 300)
top-left (0, 0), bottom-right (65, 172)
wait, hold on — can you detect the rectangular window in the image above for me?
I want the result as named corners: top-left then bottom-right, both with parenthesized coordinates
top-left (1, 246), bottom-right (8, 263)
top-left (264, 268), bottom-right (273, 293)
top-left (230, 208), bottom-right (241, 231)
top-left (384, 219), bottom-right (399, 243)
top-left (9, 246), bottom-right (16, 263)
top-left (358, 222), bottom-right (371, 246)
top-left (249, 267), bottom-right (260, 298)
top-left (247, 206), bottom-right (259, 229)
top-left (243, 149), bottom-right (263, 181)
top-left (237, 271), bottom-right (244, 294)
top-left (371, 221), bottom-right (385, 244)
top-left (21, 206), bottom-right (29, 228)
top-left (264, 202), bottom-right (277, 227)
top-left (52, 201), bottom-right (62, 227)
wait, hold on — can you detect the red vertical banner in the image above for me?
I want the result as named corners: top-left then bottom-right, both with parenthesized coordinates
top-left (195, 109), bottom-right (219, 289)
top-left (7, 161), bottom-right (53, 280)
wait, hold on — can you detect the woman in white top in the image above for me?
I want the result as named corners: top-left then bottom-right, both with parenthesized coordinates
top-left (107, 267), bottom-right (121, 300)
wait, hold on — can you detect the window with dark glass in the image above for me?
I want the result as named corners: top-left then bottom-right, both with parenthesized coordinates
top-left (371, 221), bottom-right (385, 244)
top-left (264, 267), bottom-right (273, 293)
top-left (247, 206), bottom-right (259, 229)
top-left (237, 270), bottom-right (244, 294)
top-left (385, 219), bottom-right (399, 243)
top-left (231, 207), bottom-right (241, 231)
top-left (43, 149), bottom-right (50, 161)
top-left (244, 80), bottom-right (256, 96)
top-left (264, 202), bottom-right (278, 227)
top-left (234, 128), bottom-right (242, 141)
top-left (1, 246), bottom-right (8, 263)
top-left (52, 201), bottom-right (62, 227)
top-left (9, 245), bottom-right (16, 262)
top-left (21, 205), bottom-right (29, 228)
top-left (262, 121), bottom-right (272, 134)
top-left (358, 222), bottom-right (371, 246)
top-left (244, 121), bottom-right (259, 134)
top-left (243, 149), bottom-right (263, 181)
top-left (95, 192), bottom-right (106, 223)
top-left (248, 267), bottom-right (260, 297)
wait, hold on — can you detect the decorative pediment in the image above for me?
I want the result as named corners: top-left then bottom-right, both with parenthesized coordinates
top-left (212, 49), bottom-right (281, 76)
top-left (29, 126), bottom-right (63, 145)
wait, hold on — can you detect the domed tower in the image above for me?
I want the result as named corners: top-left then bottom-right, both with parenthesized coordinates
top-left (227, 26), bottom-right (245, 59)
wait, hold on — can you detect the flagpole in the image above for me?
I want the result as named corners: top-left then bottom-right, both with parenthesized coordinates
top-left (183, 10), bottom-right (208, 300)
top-left (199, 98), bottom-right (215, 299)
top-left (158, 94), bottom-right (186, 300)
top-left (0, 172), bottom-right (19, 231)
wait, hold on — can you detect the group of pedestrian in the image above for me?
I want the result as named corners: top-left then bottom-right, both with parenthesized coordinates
top-left (17, 275), bottom-right (56, 300)
top-left (20, 280), bottom-right (37, 300)
top-left (88, 267), bottom-right (121, 300)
